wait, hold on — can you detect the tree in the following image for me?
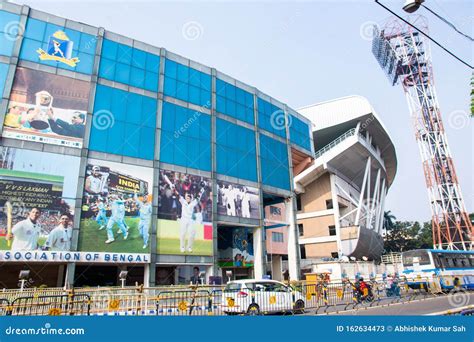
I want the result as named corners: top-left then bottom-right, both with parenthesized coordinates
top-left (383, 210), bottom-right (396, 230)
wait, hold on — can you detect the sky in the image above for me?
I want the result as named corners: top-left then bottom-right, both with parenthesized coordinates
top-left (12, 0), bottom-right (473, 222)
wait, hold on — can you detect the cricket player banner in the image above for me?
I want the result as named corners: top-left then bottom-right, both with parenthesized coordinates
top-left (217, 180), bottom-right (260, 220)
top-left (78, 159), bottom-right (153, 256)
top-left (157, 169), bottom-right (213, 256)
top-left (0, 146), bottom-right (79, 257)
top-left (3, 67), bottom-right (90, 148)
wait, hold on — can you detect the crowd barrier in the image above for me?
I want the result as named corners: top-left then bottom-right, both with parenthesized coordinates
top-left (0, 275), bottom-right (470, 316)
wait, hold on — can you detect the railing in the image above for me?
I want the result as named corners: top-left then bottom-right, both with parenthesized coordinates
top-left (314, 128), bottom-right (356, 159)
top-left (0, 275), bottom-right (471, 316)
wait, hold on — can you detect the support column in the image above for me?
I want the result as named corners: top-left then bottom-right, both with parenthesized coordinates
top-left (64, 263), bottom-right (75, 289)
top-left (272, 256), bottom-right (283, 281)
top-left (329, 173), bottom-right (343, 257)
top-left (253, 226), bottom-right (265, 280)
top-left (286, 196), bottom-right (299, 281)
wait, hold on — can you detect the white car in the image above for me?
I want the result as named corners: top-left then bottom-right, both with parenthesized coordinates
top-left (221, 279), bottom-right (305, 315)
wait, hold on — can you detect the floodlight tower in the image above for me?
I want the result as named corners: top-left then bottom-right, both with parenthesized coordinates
top-left (372, 16), bottom-right (472, 250)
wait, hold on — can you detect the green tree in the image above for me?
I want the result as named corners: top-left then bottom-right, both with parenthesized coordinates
top-left (383, 210), bottom-right (396, 230)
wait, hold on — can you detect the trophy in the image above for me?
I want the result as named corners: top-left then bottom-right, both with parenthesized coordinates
top-left (29, 90), bottom-right (53, 130)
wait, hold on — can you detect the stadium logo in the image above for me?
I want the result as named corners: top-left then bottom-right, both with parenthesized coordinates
top-left (36, 31), bottom-right (80, 67)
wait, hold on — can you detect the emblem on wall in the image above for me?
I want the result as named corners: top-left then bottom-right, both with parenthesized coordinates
top-left (36, 30), bottom-right (80, 67)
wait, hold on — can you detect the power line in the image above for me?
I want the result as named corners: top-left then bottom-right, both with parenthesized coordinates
top-left (422, 4), bottom-right (474, 42)
top-left (374, 0), bottom-right (473, 70)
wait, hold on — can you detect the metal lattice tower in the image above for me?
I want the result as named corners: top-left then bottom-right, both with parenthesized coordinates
top-left (372, 16), bottom-right (472, 250)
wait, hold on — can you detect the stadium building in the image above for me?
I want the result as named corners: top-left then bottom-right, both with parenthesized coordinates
top-left (0, 3), bottom-right (314, 287)
top-left (294, 96), bottom-right (397, 266)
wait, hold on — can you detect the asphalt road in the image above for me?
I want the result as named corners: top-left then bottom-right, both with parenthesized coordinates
top-left (310, 293), bottom-right (474, 316)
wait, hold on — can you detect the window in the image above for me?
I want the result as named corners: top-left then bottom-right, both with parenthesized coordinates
top-left (160, 101), bottom-right (211, 171)
top-left (289, 114), bottom-right (312, 151)
top-left (272, 232), bottom-right (284, 243)
top-left (216, 118), bottom-right (257, 181)
top-left (216, 79), bottom-right (254, 124)
top-left (300, 245), bottom-right (306, 259)
top-left (328, 225), bottom-right (336, 236)
top-left (257, 98), bottom-right (287, 139)
top-left (269, 206), bottom-right (281, 216)
top-left (298, 223), bottom-right (304, 237)
top-left (0, 63), bottom-right (8, 97)
top-left (326, 199), bottom-right (333, 209)
top-left (0, 10), bottom-right (20, 57)
top-left (99, 39), bottom-right (159, 92)
top-left (163, 59), bottom-right (211, 107)
top-left (259, 134), bottom-right (290, 190)
top-left (331, 252), bottom-right (339, 259)
top-left (296, 194), bottom-right (302, 211)
top-left (89, 85), bottom-right (157, 160)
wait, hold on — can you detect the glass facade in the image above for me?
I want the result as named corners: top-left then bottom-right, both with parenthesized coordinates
top-left (99, 39), bottom-right (159, 92)
top-left (160, 101), bottom-right (211, 171)
top-left (0, 10), bottom-right (20, 57)
top-left (216, 79), bottom-right (255, 124)
top-left (216, 118), bottom-right (257, 182)
top-left (89, 84), bottom-right (157, 160)
top-left (0, 5), bottom-right (313, 277)
top-left (163, 59), bottom-right (211, 107)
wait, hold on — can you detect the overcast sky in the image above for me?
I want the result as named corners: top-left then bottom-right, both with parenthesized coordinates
top-left (13, 0), bottom-right (473, 222)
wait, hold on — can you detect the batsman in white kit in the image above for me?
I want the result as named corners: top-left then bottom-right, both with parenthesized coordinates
top-left (175, 188), bottom-right (202, 253)
top-left (44, 214), bottom-right (72, 251)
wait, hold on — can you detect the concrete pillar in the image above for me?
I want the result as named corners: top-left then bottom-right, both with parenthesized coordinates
top-left (329, 173), bottom-right (343, 257)
top-left (57, 264), bottom-right (65, 288)
top-left (253, 226), bottom-right (264, 279)
top-left (286, 197), bottom-right (300, 281)
top-left (272, 256), bottom-right (283, 281)
top-left (64, 263), bottom-right (75, 289)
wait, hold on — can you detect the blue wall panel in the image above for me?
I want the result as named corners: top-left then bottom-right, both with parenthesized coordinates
top-left (289, 114), bottom-right (312, 151)
top-left (163, 59), bottom-right (211, 107)
top-left (259, 133), bottom-right (290, 190)
top-left (99, 38), bottom-right (159, 92)
top-left (257, 98), bottom-right (287, 139)
top-left (216, 118), bottom-right (257, 182)
top-left (0, 11), bottom-right (21, 57)
top-left (89, 84), bottom-right (157, 160)
top-left (159, 101), bottom-right (211, 171)
top-left (216, 79), bottom-right (254, 124)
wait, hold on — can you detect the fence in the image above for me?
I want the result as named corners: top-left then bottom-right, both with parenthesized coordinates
top-left (0, 275), bottom-right (470, 316)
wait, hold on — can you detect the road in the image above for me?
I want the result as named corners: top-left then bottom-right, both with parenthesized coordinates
top-left (311, 293), bottom-right (474, 316)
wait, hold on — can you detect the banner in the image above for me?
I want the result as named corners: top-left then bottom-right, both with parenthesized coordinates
top-left (2, 67), bottom-right (90, 148)
top-left (0, 147), bottom-right (79, 254)
top-left (217, 227), bottom-right (254, 267)
top-left (157, 169), bottom-right (213, 256)
top-left (78, 159), bottom-right (153, 254)
top-left (217, 180), bottom-right (260, 219)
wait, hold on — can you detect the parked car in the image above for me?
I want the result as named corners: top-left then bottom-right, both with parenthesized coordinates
top-left (222, 279), bottom-right (305, 315)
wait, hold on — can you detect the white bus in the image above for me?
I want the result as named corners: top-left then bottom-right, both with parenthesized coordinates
top-left (401, 249), bottom-right (474, 290)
